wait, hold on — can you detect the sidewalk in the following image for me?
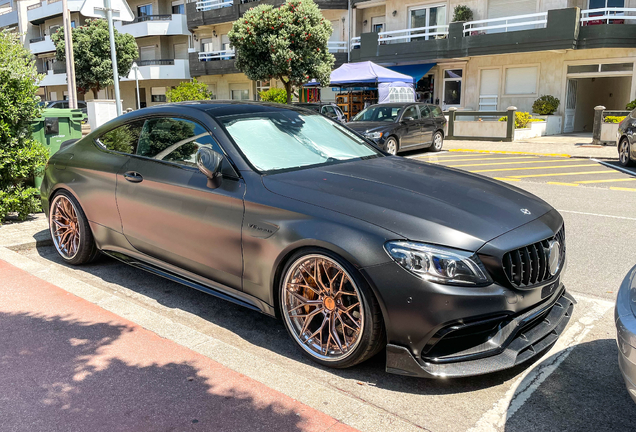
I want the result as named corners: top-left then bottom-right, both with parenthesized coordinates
top-left (443, 134), bottom-right (618, 159)
top-left (0, 258), bottom-right (356, 432)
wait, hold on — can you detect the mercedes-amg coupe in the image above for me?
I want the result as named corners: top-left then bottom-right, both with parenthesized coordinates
top-left (42, 102), bottom-right (573, 378)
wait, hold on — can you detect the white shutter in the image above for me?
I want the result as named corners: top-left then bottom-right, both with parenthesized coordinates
top-left (140, 46), bottom-right (156, 61)
top-left (504, 66), bottom-right (538, 95)
top-left (487, 0), bottom-right (537, 19)
top-left (173, 43), bottom-right (188, 59)
top-left (479, 69), bottom-right (500, 110)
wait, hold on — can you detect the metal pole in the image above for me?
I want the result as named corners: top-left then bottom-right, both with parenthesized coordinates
top-left (134, 67), bottom-right (140, 110)
top-left (61, 0), bottom-right (76, 108)
top-left (105, 0), bottom-right (122, 116)
top-left (347, 0), bottom-right (351, 63)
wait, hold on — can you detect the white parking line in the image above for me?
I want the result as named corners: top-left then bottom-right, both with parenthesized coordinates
top-left (467, 296), bottom-right (612, 432)
top-left (592, 158), bottom-right (636, 177)
top-left (558, 209), bottom-right (636, 221)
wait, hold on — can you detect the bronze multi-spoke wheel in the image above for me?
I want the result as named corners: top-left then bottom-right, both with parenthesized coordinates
top-left (619, 138), bottom-right (634, 167)
top-left (49, 191), bottom-right (99, 265)
top-left (281, 251), bottom-right (385, 368)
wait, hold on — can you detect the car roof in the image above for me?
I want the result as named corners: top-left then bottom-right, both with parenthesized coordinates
top-left (138, 100), bottom-right (319, 118)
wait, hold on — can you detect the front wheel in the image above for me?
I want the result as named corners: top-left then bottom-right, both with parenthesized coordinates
top-left (384, 137), bottom-right (398, 155)
top-left (280, 250), bottom-right (385, 368)
top-left (430, 131), bottom-right (444, 152)
top-left (619, 138), bottom-right (634, 167)
top-left (49, 191), bottom-right (100, 265)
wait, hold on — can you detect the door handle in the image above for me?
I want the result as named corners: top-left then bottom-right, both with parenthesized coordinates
top-left (123, 171), bottom-right (143, 183)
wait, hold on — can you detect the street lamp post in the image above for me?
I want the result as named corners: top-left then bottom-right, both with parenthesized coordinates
top-left (132, 62), bottom-right (140, 110)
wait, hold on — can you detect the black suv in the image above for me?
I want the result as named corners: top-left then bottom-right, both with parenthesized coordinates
top-left (347, 103), bottom-right (446, 155)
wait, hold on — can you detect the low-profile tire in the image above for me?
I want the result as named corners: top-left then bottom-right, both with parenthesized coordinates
top-left (430, 130), bottom-right (444, 152)
top-left (279, 249), bottom-right (385, 369)
top-left (49, 190), bottom-right (100, 265)
top-left (384, 137), bottom-right (399, 155)
top-left (619, 138), bottom-right (634, 167)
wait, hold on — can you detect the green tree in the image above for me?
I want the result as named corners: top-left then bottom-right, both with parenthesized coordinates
top-left (52, 19), bottom-right (138, 98)
top-left (258, 88), bottom-right (287, 103)
top-left (228, 0), bottom-right (334, 104)
top-left (0, 30), bottom-right (49, 222)
top-left (137, 118), bottom-right (197, 162)
top-left (166, 79), bottom-right (213, 102)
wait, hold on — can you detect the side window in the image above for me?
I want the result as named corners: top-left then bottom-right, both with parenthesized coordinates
top-left (137, 117), bottom-right (228, 170)
top-left (322, 105), bottom-right (336, 117)
top-left (97, 120), bottom-right (145, 154)
top-left (402, 106), bottom-right (419, 121)
top-left (431, 106), bottom-right (443, 117)
top-left (419, 104), bottom-right (432, 118)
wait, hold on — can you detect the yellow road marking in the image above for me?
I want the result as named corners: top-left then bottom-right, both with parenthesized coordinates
top-left (449, 149), bottom-right (571, 158)
top-left (575, 178), bottom-right (636, 184)
top-left (419, 156), bottom-right (538, 163)
top-left (508, 170), bottom-right (613, 179)
top-left (470, 164), bottom-right (598, 173)
top-left (493, 177), bottom-right (520, 181)
top-left (610, 187), bottom-right (636, 191)
top-left (547, 182), bottom-right (580, 186)
top-left (450, 159), bottom-right (581, 168)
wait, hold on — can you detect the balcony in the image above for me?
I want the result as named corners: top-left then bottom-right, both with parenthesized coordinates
top-left (189, 50), bottom-right (239, 76)
top-left (123, 58), bottom-right (191, 81)
top-left (38, 67), bottom-right (67, 87)
top-left (578, 8), bottom-right (636, 49)
top-left (351, 8), bottom-right (580, 64)
top-left (188, 0), bottom-right (347, 30)
top-left (0, 7), bottom-right (17, 28)
top-left (27, 0), bottom-right (83, 24)
top-left (29, 35), bottom-right (56, 54)
top-left (114, 14), bottom-right (189, 37)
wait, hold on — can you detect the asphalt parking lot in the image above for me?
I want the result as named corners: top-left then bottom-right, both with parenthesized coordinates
top-left (2, 149), bottom-right (636, 432)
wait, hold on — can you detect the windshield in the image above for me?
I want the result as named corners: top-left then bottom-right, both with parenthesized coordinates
top-left (351, 106), bottom-right (403, 122)
top-left (218, 111), bottom-right (382, 173)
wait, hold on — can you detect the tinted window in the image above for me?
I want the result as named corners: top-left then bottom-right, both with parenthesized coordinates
top-left (352, 106), bottom-right (403, 122)
top-left (322, 105), bottom-right (337, 117)
top-left (78, 101), bottom-right (87, 108)
top-left (431, 106), bottom-right (443, 117)
top-left (137, 117), bottom-right (224, 168)
top-left (97, 120), bottom-right (145, 154)
top-left (402, 106), bottom-right (419, 120)
top-left (419, 104), bottom-right (431, 118)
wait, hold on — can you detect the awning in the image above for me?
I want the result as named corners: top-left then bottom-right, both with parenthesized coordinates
top-left (386, 63), bottom-right (436, 83)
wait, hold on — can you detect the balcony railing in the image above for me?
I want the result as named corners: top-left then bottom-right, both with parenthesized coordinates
top-left (198, 50), bottom-right (235, 60)
top-left (123, 14), bottom-right (172, 24)
top-left (137, 59), bottom-right (175, 66)
top-left (0, 7), bottom-right (14, 15)
top-left (30, 36), bottom-right (46, 43)
top-left (27, 0), bottom-right (61, 10)
top-left (377, 25), bottom-right (448, 43)
top-left (196, 0), bottom-right (232, 12)
top-left (327, 41), bottom-right (347, 52)
top-left (581, 7), bottom-right (636, 25)
top-left (463, 12), bottom-right (547, 35)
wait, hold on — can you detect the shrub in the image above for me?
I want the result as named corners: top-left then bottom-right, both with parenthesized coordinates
top-left (452, 5), bottom-right (473, 22)
top-left (258, 88), bottom-right (288, 104)
top-left (166, 78), bottom-right (212, 102)
top-left (0, 30), bottom-right (48, 223)
top-left (604, 116), bottom-right (626, 123)
top-left (532, 95), bottom-right (560, 115)
top-left (626, 99), bottom-right (636, 110)
top-left (499, 111), bottom-right (534, 128)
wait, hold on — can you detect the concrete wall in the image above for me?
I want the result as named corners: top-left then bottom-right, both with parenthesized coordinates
top-left (454, 120), bottom-right (508, 138)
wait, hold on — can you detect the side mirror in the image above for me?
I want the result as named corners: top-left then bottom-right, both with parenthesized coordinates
top-left (196, 147), bottom-right (223, 189)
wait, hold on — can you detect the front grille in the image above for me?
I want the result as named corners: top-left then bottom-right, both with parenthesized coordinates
top-left (503, 226), bottom-right (565, 289)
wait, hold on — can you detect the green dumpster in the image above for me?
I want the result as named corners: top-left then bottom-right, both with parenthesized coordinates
top-left (32, 108), bottom-right (86, 188)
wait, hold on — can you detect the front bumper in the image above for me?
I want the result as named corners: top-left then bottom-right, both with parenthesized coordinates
top-left (615, 266), bottom-right (636, 403)
top-left (386, 288), bottom-right (574, 378)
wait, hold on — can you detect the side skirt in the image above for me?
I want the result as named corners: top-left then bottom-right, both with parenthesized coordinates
top-left (101, 249), bottom-right (276, 316)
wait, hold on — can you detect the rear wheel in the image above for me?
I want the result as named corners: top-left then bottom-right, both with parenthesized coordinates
top-left (280, 250), bottom-right (385, 368)
top-left (619, 138), bottom-right (634, 167)
top-left (49, 191), bottom-right (100, 265)
top-left (430, 131), bottom-right (444, 152)
top-left (384, 137), bottom-right (398, 155)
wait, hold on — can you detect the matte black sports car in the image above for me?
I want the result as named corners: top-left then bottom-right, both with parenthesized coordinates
top-left (347, 103), bottom-right (446, 155)
top-left (42, 101), bottom-right (573, 378)
top-left (618, 109), bottom-right (636, 167)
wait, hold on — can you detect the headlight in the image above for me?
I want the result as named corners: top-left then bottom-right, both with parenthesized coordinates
top-left (364, 132), bottom-right (383, 139)
top-left (384, 241), bottom-right (492, 286)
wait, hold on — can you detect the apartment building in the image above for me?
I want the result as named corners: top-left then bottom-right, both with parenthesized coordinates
top-left (186, 0), bottom-right (350, 100)
top-left (16, 0), bottom-right (190, 109)
top-left (350, 0), bottom-right (636, 133)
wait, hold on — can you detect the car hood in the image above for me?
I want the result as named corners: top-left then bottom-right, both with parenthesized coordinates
top-left (262, 156), bottom-right (554, 251)
top-left (347, 121), bottom-right (392, 133)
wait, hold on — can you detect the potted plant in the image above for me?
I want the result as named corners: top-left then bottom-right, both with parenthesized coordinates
top-left (531, 95), bottom-right (562, 135)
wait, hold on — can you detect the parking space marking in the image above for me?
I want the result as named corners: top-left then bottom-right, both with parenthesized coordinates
top-left (467, 296), bottom-right (613, 432)
top-left (557, 209), bottom-right (636, 221)
top-left (610, 186), bottom-right (636, 192)
top-left (575, 178), bottom-right (636, 184)
top-left (470, 164), bottom-right (598, 173)
top-left (493, 177), bottom-right (520, 181)
top-left (419, 156), bottom-right (537, 163)
top-left (508, 170), bottom-right (613, 179)
top-left (448, 149), bottom-right (571, 158)
top-left (449, 159), bottom-right (582, 168)
top-left (546, 182), bottom-right (579, 186)
top-left (592, 158), bottom-right (636, 176)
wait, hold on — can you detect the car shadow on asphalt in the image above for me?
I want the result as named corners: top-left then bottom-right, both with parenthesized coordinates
top-left (504, 338), bottom-right (636, 432)
top-left (31, 244), bottom-right (551, 396)
top-left (0, 310), bottom-right (318, 431)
